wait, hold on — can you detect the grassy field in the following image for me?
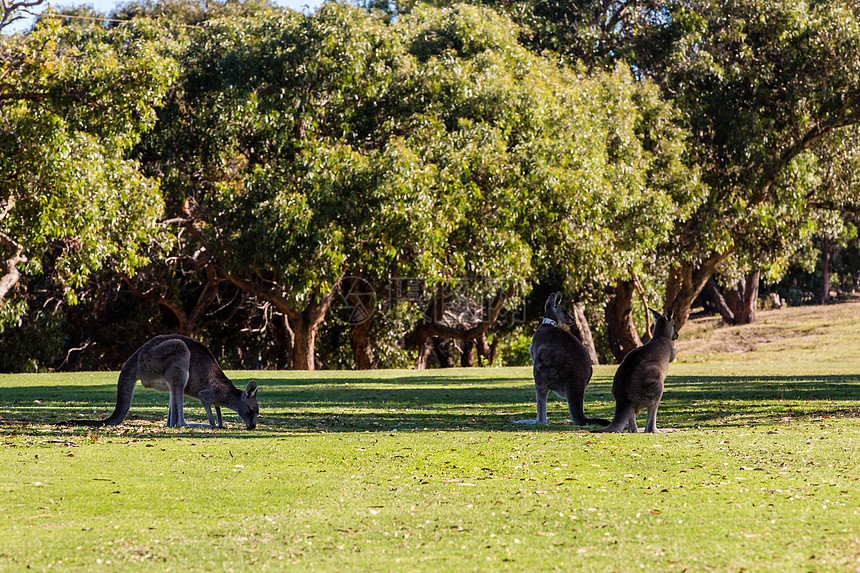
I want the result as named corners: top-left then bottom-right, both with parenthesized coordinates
top-left (1, 303), bottom-right (858, 571)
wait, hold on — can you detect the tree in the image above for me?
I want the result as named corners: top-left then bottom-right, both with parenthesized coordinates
top-left (0, 12), bottom-right (176, 329)
top-left (486, 0), bottom-right (860, 332)
top-left (401, 4), bottom-right (705, 363)
top-left (139, 5), bottom-right (447, 369)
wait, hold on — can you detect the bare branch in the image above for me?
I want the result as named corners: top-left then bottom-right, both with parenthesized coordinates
top-left (1, 0), bottom-right (46, 33)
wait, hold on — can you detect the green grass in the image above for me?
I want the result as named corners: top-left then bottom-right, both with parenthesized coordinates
top-left (1, 304), bottom-right (859, 571)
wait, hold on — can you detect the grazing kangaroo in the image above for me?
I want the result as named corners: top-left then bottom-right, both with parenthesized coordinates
top-left (594, 308), bottom-right (678, 433)
top-left (69, 335), bottom-right (259, 429)
top-left (514, 293), bottom-right (609, 426)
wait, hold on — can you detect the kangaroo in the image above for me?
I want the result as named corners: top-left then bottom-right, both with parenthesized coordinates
top-left (514, 292), bottom-right (609, 426)
top-left (69, 335), bottom-right (259, 429)
top-left (594, 308), bottom-right (678, 433)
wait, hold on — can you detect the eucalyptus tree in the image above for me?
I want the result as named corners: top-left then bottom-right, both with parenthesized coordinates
top-left (480, 0), bottom-right (860, 329)
top-left (0, 13), bottom-right (176, 329)
top-left (141, 2), bottom-right (700, 368)
top-left (381, 3), bottom-right (702, 366)
top-left (651, 0), bottom-right (860, 327)
top-left (141, 5), bottom-right (442, 369)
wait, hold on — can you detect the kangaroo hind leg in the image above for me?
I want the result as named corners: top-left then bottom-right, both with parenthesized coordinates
top-left (514, 384), bottom-right (549, 425)
top-left (565, 383), bottom-right (588, 426)
top-left (166, 366), bottom-right (190, 428)
top-left (593, 405), bottom-right (634, 433)
top-left (643, 404), bottom-right (659, 433)
top-left (157, 342), bottom-right (191, 428)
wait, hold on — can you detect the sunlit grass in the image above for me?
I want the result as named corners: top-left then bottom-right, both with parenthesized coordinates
top-left (1, 304), bottom-right (859, 571)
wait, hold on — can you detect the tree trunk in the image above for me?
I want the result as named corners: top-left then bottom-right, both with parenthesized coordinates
top-left (568, 300), bottom-right (600, 365)
top-left (226, 274), bottom-right (341, 371)
top-left (271, 312), bottom-right (294, 369)
top-left (735, 270), bottom-right (759, 324)
top-left (342, 277), bottom-right (377, 369)
top-left (432, 337), bottom-right (453, 368)
top-left (605, 280), bottom-right (641, 362)
top-left (705, 270), bottom-right (760, 325)
top-left (459, 339), bottom-right (475, 367)
top-left (0, 231), bottom-right (26, 302)
top-left (414, 338), bottom-right (432, 370)
top-left (821, 241), bottom-right (833, 304)
top-left (349, 317), bottom-right (376, 370)
top-left (665, 250), bottom-right (735, 330)
top-left (475, 332), bottom-right (495, 365)
top-left (705, 277), bottom-right (737, 324)
top-left (291, 319), bottom-right (318, 370)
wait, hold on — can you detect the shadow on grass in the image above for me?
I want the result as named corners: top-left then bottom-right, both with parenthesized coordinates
top-left (0, 372), bottom-right (857, 436)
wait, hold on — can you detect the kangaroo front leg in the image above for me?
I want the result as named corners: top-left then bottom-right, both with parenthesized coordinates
top-left (197, 390), bottom-right (218, 428)
top-left (202, 404), bottom-right (217, 428)
top-left (215, 406), bottom-right (223, 428)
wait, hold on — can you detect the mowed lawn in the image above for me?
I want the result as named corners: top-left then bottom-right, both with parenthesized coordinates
top-left (1, 303), bottom-right (858, 571)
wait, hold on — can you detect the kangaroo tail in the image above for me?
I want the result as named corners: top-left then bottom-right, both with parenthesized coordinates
top-left (592, 410), bottom-right (631, 433)
top-left (68, 356), bottom-right (138, 427)
top-left (567, 395), bottom-right (611, 427)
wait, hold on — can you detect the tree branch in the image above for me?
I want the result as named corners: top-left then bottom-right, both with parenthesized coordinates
top-left (752, 108), bottom-right (860, 206)
top-left (0, 230), bottom-right (27, 301)
top-left (405, 286), bottom-right (513, 349)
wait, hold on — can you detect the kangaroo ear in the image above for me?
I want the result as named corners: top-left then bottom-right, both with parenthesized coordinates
top-left (666, 308), bottom-right (674, 320)
top-left (649, 307), bottom-right (663, 321)
top-left (553, 292), bottom-right (562, 307)
top-left (244, 380), bottom-right (258, 398)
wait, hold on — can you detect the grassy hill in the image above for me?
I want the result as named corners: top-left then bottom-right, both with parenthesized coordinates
top-left (676, 300), bottom-right (860, 364)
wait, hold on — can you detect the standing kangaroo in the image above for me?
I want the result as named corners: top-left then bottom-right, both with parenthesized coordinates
top-left (595, 308), bottom-right (678, 433)
top-left (69, 335), bottom-right (259, 429)
top-left (514, 293), bottom-right (609, 426)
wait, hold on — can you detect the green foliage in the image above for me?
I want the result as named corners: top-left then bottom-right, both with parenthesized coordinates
top-left (0, 304), bottom-right (65, 371)
top-left (134, 1), bottom-right (702, 367)
top-left (652, 1), bottom-right (860, 265)
top-left (503, 331), bottom-right (532, 366)
top-left (3, 0), bottom-right (860, 369)
top-left (0, 15), bottom-right (176, 316)
top-left (474, 0), bottom-right (860, 294)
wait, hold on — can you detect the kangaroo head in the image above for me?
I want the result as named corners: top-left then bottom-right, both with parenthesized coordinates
top-left (238, 380), bottom-right (259, 430)
top-left (543, 292), bottom-right (574, 325)
top-left (649, 308), bottom-right (679, 341)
